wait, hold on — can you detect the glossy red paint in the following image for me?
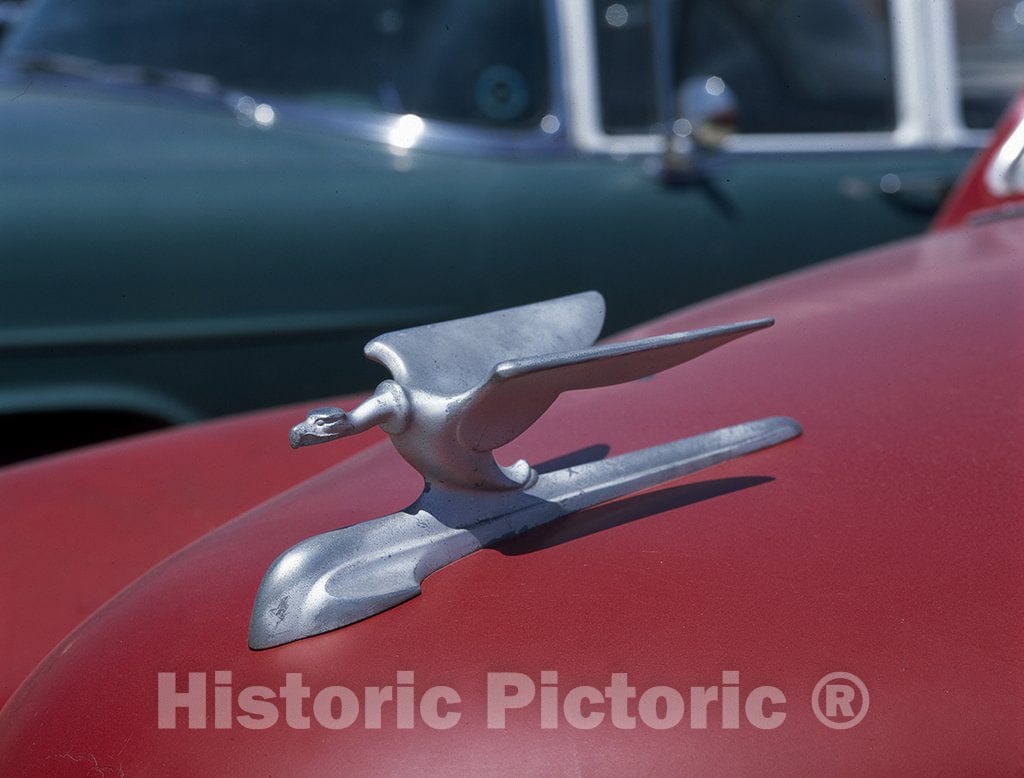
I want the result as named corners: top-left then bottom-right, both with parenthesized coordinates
top-left (933, 91), bottom-right (1024, 230)
top-left (0, 396), bottom-right (381, 708)
top-left (1, 224), bottom-right (1022, 773)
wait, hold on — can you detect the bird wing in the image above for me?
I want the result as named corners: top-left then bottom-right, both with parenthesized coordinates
top-left (456, 319), bottom-right (774, 452)
top-left (364, 291), bottom-right (605, 397)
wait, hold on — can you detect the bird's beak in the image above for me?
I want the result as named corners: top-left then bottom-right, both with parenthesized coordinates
top-left (289, 408), bottom-right (352, 449)
top-left (288, 424), bottom-right (314, 448)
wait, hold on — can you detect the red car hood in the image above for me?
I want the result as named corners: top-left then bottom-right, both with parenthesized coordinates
top-left (1, 222), bottom-right (1022, 773)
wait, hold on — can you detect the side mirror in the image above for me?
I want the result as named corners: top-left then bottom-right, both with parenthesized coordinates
top-left (659, 75), bottom-right (738, 186)
top-left (647, 0), bottom-right (738, 183)
top-left (677, 75), bottom-right (739, 150)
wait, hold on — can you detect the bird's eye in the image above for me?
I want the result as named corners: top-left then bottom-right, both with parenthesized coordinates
top-left (315, 419), bottom-right (326, 426)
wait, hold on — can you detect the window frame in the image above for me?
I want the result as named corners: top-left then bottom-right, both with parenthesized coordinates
top-left (557, 0), bottom-right (992, 155)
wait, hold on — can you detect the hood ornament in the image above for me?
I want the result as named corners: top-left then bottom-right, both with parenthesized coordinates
top-left (249, 291), bottom-right (801, 649)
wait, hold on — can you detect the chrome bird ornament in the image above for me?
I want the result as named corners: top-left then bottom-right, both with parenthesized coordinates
top-left (249, 291), bottom-right (801, 649)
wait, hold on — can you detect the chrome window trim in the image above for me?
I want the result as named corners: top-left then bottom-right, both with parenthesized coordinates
top-left (985, 115), bottom-right (1024, 195)
top-left (559, 0), bottom-right (608, 153)
top-left (890, 0), bottom-right (964, 146)
top-left (273, 103), bottom-right (570, 158)
top-left (557, 0), bottom-right (985, 156)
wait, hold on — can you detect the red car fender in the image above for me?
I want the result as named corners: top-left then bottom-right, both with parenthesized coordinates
top-left (933, 91), bottom-right (1024, 230)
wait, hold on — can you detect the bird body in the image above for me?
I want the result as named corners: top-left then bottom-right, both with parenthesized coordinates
top-left (289, 291), bottom-right (772, 490)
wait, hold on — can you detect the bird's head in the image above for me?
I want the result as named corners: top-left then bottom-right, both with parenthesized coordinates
top-left (289, 407), bottom-right (355, 448)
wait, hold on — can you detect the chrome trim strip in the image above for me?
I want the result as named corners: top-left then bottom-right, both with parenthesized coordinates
top-left (543, 0), bottom-right (570, 137)
top-left (711, 132), bottom-right (926, 155)
top-left (557, 0), bottom-right (607, 153)
top-left (890, 0), bottom-right (963, 146)
top-left (985, 116), bottom-right (1024, 195)
top-left (250, 416), bottom-right (802, 649)
top-left (271, 100), bottom-right (569, 158)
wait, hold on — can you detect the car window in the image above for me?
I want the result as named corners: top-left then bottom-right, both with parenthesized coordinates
top-left (595, 0), bottom-right (895, 134)
top-left (954, 0), bottom-right (1024, 129)
top-left (2, 0), bottom-right (550, 128)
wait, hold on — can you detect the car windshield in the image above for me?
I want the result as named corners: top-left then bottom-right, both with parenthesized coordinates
top-left (1, 0), bottom-right (551, 128)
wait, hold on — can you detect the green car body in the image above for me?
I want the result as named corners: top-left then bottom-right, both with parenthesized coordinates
top-left (0, 0), bottom-right (1015, 458)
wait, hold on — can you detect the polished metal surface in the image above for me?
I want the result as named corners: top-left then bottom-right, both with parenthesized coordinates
top-left (985, 114), bottom-right (1024, 196)
top-left (249, 291), bottom-right (801, 649)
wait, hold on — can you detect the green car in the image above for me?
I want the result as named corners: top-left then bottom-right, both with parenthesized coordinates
top-left (0, 0), bottom-right (1017, 460)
